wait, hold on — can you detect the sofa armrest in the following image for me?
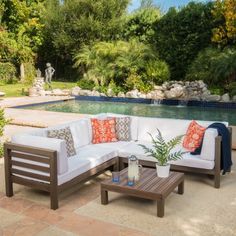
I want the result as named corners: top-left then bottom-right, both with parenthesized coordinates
top-left (11, 134), bottom-right (68, 175)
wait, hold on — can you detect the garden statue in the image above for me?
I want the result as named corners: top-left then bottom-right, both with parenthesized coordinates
top-left (45, 63), bottom-right (55, 89)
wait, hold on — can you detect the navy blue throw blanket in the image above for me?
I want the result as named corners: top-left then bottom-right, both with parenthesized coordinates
top-left (191, 123), bottom-right (232, 174)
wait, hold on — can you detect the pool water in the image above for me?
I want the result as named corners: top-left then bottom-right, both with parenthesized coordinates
top-left (22, 100), bottom-right (236, 125)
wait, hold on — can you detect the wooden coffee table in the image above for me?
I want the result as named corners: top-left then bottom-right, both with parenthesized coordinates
top-left (101, 168), bottom-right (184, 217)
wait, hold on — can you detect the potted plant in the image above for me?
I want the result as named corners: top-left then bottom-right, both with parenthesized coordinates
top-left (139, 129), bottom-right (185, 178)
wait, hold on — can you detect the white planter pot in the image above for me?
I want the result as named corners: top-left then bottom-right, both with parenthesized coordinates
top-left (156, 163), bottom-right (170, 178)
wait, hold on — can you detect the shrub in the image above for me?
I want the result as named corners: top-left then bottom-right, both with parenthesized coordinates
top-left (24, 62), bottom-right (36, 85)
top-left (227, 82), bottom-right (236, 97)
top-left (77, 78), bottom-right (95, 90)
top-left (0, 109), bottom-right (8, 157)
top-left (186, 47), bottom-right (236, 87)
top-left (0, 62), bottom-right (16, 84)
top-left (153, 2), bottom-right (215, 80)
top-left (74, 40), bottom-right (169, 91)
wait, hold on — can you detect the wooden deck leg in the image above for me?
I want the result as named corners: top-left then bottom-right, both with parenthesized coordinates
top-left (50, 152), bottom-right (58, 210)
top-left (101, 189), bottom-right (108, 205)
top-left (157, 199), bottom-right (165, 217)
top-left (214, 136), bottom-right (221, 189)
top-left (50, 190), bottom-right (58, 210)
top-left (214, 173), bottom-right (220, 189)
top-left (4, 146), bottom-right (13, 197)
top-left (178, 181), bottom-right (184, 194)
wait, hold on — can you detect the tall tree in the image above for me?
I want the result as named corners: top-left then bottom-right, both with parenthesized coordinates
top-left (1, 0), bottom-right (45, 81)
top-left (153, 2), bottom-right (215, 80)
top-left (42, 0), bottom-right (130, 80)
top-left (212, 0), bottom-right (236, 46)
top-left (123, 1), bottom-right (161, 43)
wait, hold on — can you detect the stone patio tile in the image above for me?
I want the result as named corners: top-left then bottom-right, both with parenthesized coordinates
top-left (2, 217), bottom-right (48, 236)
top-left (0, 192), bottom-right (5, 199)
top-left (0, 208), bottom-right (23, 228)
top-left (56, 212), bottom-right (147, 236)
top-left (0, 196), bottom-right (34, 214)
top-left (119, 228), bottom-right (150, 236)
top-left (36, 226), bottom-right (77, 236)
top-left (22, 204), bottom-right (64, 225)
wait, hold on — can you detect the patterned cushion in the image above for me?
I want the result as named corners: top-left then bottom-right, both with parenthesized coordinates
top-left (91, 118), bottom-right (118, 144)
top-left (47, 127), bottom-right (76, 157)
top-left (116, 117), bottom-right (131, 141)
top-left (182, 120), bottom-right (206, 152)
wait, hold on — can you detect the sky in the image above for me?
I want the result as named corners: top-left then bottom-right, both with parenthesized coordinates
top-left (129, 0), bottom-right (207, 12)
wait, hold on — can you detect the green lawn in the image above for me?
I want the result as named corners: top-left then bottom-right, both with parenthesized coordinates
top-left (0, 81), bottom-right (77, 97)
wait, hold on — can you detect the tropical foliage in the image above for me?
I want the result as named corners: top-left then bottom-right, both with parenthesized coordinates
top-left (186, 47), bottom-right (236, 88)
top-left (0, 0), bottom-right (235, 93)
top-left (42, 0), bottom-right (129, 80)
top-left (74, 40), bottom-right (170, 93)
top-left (139, 129), bottom-right (185, 166)
top-left (153, 2), bottom-right (215, 81)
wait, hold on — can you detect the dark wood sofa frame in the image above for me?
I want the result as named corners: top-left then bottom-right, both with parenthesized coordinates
top-left (4, 128), bottom-right (232, 210)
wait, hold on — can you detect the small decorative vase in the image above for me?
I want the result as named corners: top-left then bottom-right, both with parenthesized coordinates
top-left (156, 163), bottom-right (170, 178)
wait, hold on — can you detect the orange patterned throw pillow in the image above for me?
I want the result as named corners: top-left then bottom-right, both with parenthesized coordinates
top-left (183, 120), bottom-right (206, 151)
top-left (91, 118), bottom-right (118, 144)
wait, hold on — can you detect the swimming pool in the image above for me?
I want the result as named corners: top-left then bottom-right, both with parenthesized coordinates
top-left (20, 99), bottom-right (236, 125)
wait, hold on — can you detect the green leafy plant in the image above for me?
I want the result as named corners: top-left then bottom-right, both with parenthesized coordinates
top-left (0, 62), bottom-right (17, 84)
top-left (227, 82), bottom-right (236, 97)
top-left (0, 109), bottom-right (8, 157)
top-left (77, 78), bottom-right (95, 90)
top-left (139, 129), bottom-right (185, 166)
top-left (186, 47), bottom-right (236, 87)
top-left (74, 40), bottom-right (169, 92)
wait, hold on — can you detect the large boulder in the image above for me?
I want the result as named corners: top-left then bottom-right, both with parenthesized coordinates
top-left (204, 95), bottom-right (221, 102)
top-left (52, 89), bottom-right (69, 96)
top-left (91, 90), bottom-right (100, 97)
top-left (232, 95), bottom-right (236, 102)
top-left (151, 90), bottom-right (165, 99)
top-left (117, 92), bottom-right (125, 98)
top-left (221, 93), bottom-right (230, 102)
top-left (126, 89), bottom-right (139, 98)
top-left (107, 88), bottom-right (115, 97)
top-left (71, 86), bottom-right (81, 96)
top-left (164, 86), bottom-right (185, 99)
top-left (78, 89), bottom-right (92, 96)
top-left (139, 93), bottom-right (147, 99)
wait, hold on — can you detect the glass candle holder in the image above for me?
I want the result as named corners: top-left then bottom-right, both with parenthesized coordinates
top-left (127, 176), bottom-right (135, 186)
top-left (112, 172), bottom-right (120, 183)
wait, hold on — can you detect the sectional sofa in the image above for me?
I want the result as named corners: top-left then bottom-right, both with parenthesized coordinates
top-left (4, 113), bottom-right (231, 209)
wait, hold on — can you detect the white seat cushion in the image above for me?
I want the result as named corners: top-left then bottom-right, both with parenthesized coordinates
top-left (91, 141), bottom-right (131, 150)
top-left (26, 119), bottom-right (91, 149)
top-left (118, 142), bottom-right (214, 170)
top-left (58, 146), bottom-right (117, 185)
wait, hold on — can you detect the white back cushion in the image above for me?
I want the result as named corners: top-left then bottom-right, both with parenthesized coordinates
top-left (26, 119), bottom-right (91, 148)
top-left (137, 117), bottom-right (228, 142)
top-left (137, 117), bottom-right (189, 141)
